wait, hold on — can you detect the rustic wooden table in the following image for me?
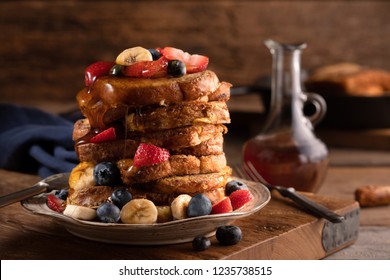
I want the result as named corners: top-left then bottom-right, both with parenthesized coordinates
top-left (1, 142), bottom-right (389, 259)
top-left (0, 96), bottom-right (389, 259)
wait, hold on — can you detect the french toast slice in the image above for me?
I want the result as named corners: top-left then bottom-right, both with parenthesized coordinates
top-left (118, 153), bottom-right (227, 185)
top-left (132, 123), bottom-right (227, 149)
top-left (144, 166), bottom-right (232, 194)
top-left (126, 101), bottom-right (230, 132)
top-left (73, 100), bottom-right (230, 138)
top-left (170, 133), bottom-right (224, 157)
top-left (75, 139), bottom-right (138, 163)
top-left (75, 134), bottom-right (224, 163)
top-left (77, 70), bottom-right (232, 129)
top-left (75, 124), bottom-right (226, 163)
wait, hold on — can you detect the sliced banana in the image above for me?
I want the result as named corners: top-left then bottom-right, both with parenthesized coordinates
top-left (68, 162), bottom-right (95, 190)
top-left (63, 204), bottom-right (97, 221)
top-left (120, 198), bottom-right (158, 224)
top-left (171, 194), bottom-right (192, 220)
top-left (156, 205), bottom-right (173, 223)
top-left (115, 47), bottom-right (153, 66)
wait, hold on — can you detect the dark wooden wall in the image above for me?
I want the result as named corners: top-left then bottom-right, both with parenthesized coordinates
top-left (1, 0), bottom-right (389, 108)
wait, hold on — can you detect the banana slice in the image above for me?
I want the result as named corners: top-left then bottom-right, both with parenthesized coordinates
top-left (115, 47), bottom-right (153, 66)
top-left (120, 198), bottom-right (158, 224)
top-left (63, 204), bottom-right (96, 220)
top-left (156, 205), bottom-right (173, 223)
top-left (171, 194), bottom-right (192, 220)
top-left (69, 162), bottom-right (95, 190)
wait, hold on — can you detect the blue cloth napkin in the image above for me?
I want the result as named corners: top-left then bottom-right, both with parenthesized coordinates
top-left (0, 103), bottom-right (79, 178)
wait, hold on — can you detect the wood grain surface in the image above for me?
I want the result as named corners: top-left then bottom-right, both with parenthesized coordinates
top-left (1, 1), bottom-right (390, 106)
top-left (0, 168), bottom-right (358, 260)
top-left (1, 165), bottom-right (389, 260)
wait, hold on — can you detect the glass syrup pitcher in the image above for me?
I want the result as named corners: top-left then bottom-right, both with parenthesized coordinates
top-left (242, 39), bottom-right (329, 193)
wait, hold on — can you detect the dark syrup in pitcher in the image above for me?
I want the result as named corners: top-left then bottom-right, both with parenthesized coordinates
top-left (243, 131), bottom-right (328, 192)
top-left (242, 40), bottom-right (329, 193)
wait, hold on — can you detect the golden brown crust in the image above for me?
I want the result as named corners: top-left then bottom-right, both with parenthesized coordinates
top-left (126, 101), bottom-right (230, 132)
top-left (75, 124), bottom-right (226, 163)
top-left (75, 139), bottom-right (138, 163)
top-left (118, 153), bottom-right (227, 184)
top-left (147, 166), bottom-right (232, 194)
top-left (133, 124), bottom-right (227, 149)
top-left (75, 133), bottom-right (225, 163)
top-left (170, 133), bottom-right (224, 156)
top-left (77, 70), bottom-right (232, 128)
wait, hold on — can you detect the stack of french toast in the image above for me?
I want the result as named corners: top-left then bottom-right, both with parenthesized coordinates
top-left (66, 47), bottom-right (233, 218)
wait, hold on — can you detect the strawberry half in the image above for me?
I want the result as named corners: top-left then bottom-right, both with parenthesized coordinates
top-left (229, 189), bottom-right (253, 210)
top-left (90, 127), bottom-right (116, 143)
top-left (122, 56), bottom-right (169, 78)
top-left (161, 47), bottom-right (209, 73)
top-left (211, 197), bottom-right (233, 214)
top-left (133, 143), bottom-right (170, 167)
top-left (85, 61), bottom-right (116, 86)
top-left (47, 194), bottom-right (66, 213)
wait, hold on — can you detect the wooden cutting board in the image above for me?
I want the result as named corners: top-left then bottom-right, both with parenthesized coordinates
top-left (60, 191), bottom-right (355, 260)
top-left (144, 192), bottom-right (360, 260)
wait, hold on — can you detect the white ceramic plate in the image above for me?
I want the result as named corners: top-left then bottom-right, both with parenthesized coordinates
top-left (21, 173), bottom-right (270, 245)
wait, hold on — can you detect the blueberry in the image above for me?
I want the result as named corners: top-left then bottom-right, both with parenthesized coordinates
top-left (192, 236), bottom-right (211, 251)
top-left (216, 225), bottom-right (242, 245)
top-left (109, 64), bottom-right (122, 76)
top-left (225, 180), bottom-right (249, 196)
top-left (96, 202), bottom-right (120, 223)
top-left (187, 194), bottom-right (212, 217)
top-left (168, 60), bottom-right (186, 77)
top-left (111, 188), bottom-right (132, 209)
top-left (93, 162), bottom-right (121, 186)
top-left (55, 189), bottom-right (68, 200)
top-left (148, 48), bottom-right (162, 60)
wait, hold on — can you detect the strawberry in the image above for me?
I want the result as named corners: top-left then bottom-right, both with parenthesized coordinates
top-left (133, 143), bottom-right (170, 167)
top-left (90, 127), bottom-right (116, 143)
top-left (161, 47), bottom-right (209, 73)
top-left (229, 189), bottom-right (253, 210)
top-left (47, 194), bottom-right (66, 213)
top-left (211, 197), bottom-right (233, 214)
top-left (85, 61), bottom-right (116, 86)
top-left (122, 56), bottom-right (169, 78)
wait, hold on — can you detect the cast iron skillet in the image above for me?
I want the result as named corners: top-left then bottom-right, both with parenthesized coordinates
top-left (231, 78), bottom-right (390, 129)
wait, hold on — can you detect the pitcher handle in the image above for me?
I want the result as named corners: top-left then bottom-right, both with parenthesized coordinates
top-left (305, 92), bottom-right (327, 126)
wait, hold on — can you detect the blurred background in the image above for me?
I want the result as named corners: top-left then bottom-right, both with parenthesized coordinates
top-left (1, 1), bottom-right (389, 259)
top-left (1, 0), bottom-right (390, 151)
